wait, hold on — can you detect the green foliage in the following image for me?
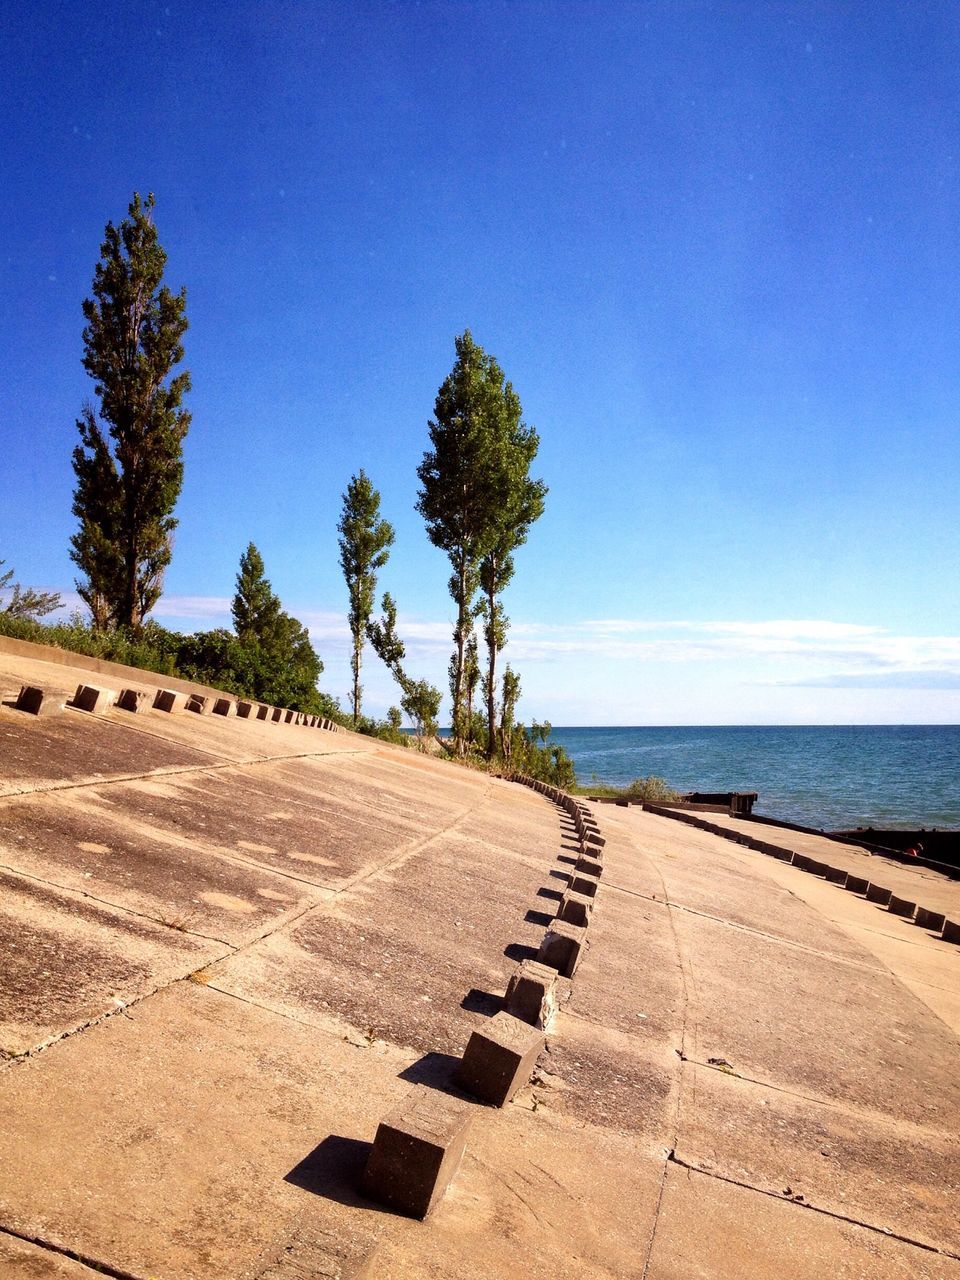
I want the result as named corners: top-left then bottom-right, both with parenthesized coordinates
top-left (71, 192), bottom-right (190, 630)
top-left (338, 472), bottom-right (394, 724)
top-left (505, 719), bottom-right (576, 789)
top-left (0, 559), bottom-right (62, 620)
top-left (417, 331), bottom-right (545, 754)
top-left (0, 611), bottom-right (179, 674)
top-left (365, 592), bottom-right (441, 744)
top-left (622, 775), bottom-right (682, 803)
top-left (400, 678), bottom-right (442, 741)
top-left (223, 544), bottom-right (324, 710)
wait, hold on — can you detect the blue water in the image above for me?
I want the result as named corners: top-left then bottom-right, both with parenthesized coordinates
top-left (549, 725), bottom-right (960, 831)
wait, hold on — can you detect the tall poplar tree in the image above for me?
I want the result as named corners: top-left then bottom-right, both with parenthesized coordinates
top-left (338, 471), bottom-right (394, 724)
top-left (478, 428), bottom-right (546, 758)
top-left (417, 331), bottom-right (519, 754)
top-left (417, 331), bottom-right (545, 756)
top-left (70, 192), bottom-right (190, 630)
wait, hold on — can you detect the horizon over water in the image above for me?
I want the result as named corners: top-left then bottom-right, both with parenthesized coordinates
top-left (547, 724), bottom-right (960, 831)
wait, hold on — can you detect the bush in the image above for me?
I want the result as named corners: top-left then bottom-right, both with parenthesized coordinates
top-left (623, 775), bottom-right (682, 803)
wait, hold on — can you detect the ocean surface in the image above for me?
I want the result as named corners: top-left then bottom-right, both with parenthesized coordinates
top-left (548, 725), bottom-right (960, 831)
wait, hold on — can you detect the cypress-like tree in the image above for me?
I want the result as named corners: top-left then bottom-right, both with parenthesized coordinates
top-left (338, 471), bottom-right (394, 725)
top-left (232, 542), bottom-right (281, 644)
top-left (70, 192), bottom-right (190, 630)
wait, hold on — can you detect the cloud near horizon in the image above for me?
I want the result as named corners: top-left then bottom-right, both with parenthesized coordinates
top-left (129, 598), bottom-right (960, 686)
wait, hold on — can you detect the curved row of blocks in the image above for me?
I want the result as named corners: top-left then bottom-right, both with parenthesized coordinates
top-left (359, 778), bottom-right (606, 1220)
top-left (648, 803), bottom-right (960, 947)
top-left (12, 682), bottom-right (339, 732)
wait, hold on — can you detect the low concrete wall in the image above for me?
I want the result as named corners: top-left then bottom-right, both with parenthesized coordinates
top-left (0, 634), bottom-right (230, 702)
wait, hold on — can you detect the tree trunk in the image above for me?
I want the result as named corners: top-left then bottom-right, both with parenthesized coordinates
top-left (352, 631), bottom-right (361, 725)
top-left (485, 570), bottom-right (497, 761)
top-left (452, 561), bottom-right (468, 754)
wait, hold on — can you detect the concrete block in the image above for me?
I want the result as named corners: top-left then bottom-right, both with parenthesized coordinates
top-left (360, 1086), bottom-right (471, 1219)
top-left (557, 889), bottom-right (593, 928)
top-left (576, 854), bottom-right (603, 879)
top-left (915, 907), bottom-right (947, 932)
top-left (942, 919), bottom-right (960, 945)
top-left (15, 685), bottom-right (65, 717)
top-left (806, 860), bottom-right (829, 877)
top-left (271, 707), bottom-right (284, 722)
top-left (454, 1011), bottom-right (544, 1106)
top-left (256, 704), bottom-right (270, 720)
top-left (73, 683), bottom-right (115, 713)
top-left (791, 855), bottom-right (811, 871)
top-left (583, 830), bottom-right (605, 849)
top-left (537, 920), bottom-right (587, 978)
top-left (153, 688), bottom-right (186, 714)
top-left (887, 895), bottom-right (916, 919)
top-left (844, 875), bottom-right (870, 895)
top-left (116, 688), bottom-right (148, 713)
top-left (865, 883), bottom-right (892, 906)
top-left (236, 700), bottom-right (256, 718)
top-left (186, 694), bottom-right (209, 715)
top-left (504, 959), bottom-right (558, 1030)
top-left (824, 866), bottom-right (848, 884)
top-left (212, 697), bottom-right (236, 717)
top-left (284, 709), bottom-right (295, 723)
top-left (568, 872), bottom-right (598, 899)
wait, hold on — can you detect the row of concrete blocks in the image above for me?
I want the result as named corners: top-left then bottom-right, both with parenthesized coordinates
top-left (13, 683), bottom-right (339, 732)
top-left (361, 780), bottom-right (606, 1219)
top-left (651, 803), bottom-right (960, 947)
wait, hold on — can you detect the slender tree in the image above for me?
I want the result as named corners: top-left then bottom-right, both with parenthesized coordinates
top-left (70, 192), bottom-right (190, 630)
top-left (338, 471), bottom-right (394, 725)
top-left (478, 425), bottom-right (546, 758)
top-left (417, 331), bottom-right (525, 754)
top-left (366, 592), bottom-right (441, 743)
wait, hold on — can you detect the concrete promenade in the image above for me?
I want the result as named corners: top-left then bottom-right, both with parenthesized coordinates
top-left (1, 647), bottom-right (958, 1278)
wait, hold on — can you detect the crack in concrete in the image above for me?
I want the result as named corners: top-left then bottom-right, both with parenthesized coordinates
top-left (603, 878), bottom-right (890, 975)
top-left (0, 858), bottom-right (235, 947)
top-left (665, 1151), bottom-right (960, 1261)
top-left (0, 1224), bottom-right (148, 1279)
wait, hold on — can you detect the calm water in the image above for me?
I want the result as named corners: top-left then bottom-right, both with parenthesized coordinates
top-left (549, 725), bottom-right (960, 831)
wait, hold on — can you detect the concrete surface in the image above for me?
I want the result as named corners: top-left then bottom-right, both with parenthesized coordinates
top-left (1, 646), bottom-right (959, 1278)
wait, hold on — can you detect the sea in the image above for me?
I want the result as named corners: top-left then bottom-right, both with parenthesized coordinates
top-left (548, 725), bottom-right (960, 831)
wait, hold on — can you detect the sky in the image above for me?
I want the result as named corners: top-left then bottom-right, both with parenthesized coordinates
top-left (2, 1), bottom-right (959, 725)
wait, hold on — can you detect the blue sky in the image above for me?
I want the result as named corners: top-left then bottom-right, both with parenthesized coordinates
top-left (2, 1), bottom-right (959, 724)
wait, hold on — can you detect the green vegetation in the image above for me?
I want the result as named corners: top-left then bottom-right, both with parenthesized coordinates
top-left (338, 472), bottom-right (394, 726)
top-left (71, 193), bottom-right (190, 630)
top-left (8, 202), bottom-right (569, 772)
top-left (0, 559), bottom-right (61, 620)
top-left (582, 775), bottom-right (682, 803)
top-left (417, 331), bottom-right (546, 757)
top-left (366, 592), bottom-right (443, 743)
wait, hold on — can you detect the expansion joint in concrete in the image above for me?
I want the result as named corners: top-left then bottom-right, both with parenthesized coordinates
top-left (665, 1151), bottom-right (960, 1262)
top-left (0, 1223), bottom-right (149, 1279)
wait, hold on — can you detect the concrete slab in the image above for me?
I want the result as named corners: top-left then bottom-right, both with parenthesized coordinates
top-left (0, 789), bottom-right (323, 945)
top-left (0, 868), bottom-right (217, 1057)
top-left (646, 1163), bottom-right (960, 1280)
top-left (675, 1061), bottom-right (960, 1254)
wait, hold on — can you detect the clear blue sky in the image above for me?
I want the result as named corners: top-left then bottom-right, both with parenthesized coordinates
top-left (2, 1), bottom-right (959, 724)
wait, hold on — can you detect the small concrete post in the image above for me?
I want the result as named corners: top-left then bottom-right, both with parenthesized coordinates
top-left (557, 889), bottom-right (593, 929)
top-left (153, 689), bottom-right (186, 714)
top-left (73, 684), bottom-right (116, 713)
top-left (843, 875), bottom-right (870, 894)
top-left (537, 920), bottom-right (587, 978)
top-left (117, 688), bottom-right (148, 713)
top-left (865, 884), bottom-right (893, 906)
top-left (454, 1012), bottom-right (545, 1106)
top-left (15, 686), bottom-right (65, 717)
top-left (360, 1086), bottom-right (472, 1219)
top-left (504, 959), bottom-right (558, 1030)
top-left (186, 694), bottom-right (209, 715)
top-left (212, 697), bottom-right (236, 717)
